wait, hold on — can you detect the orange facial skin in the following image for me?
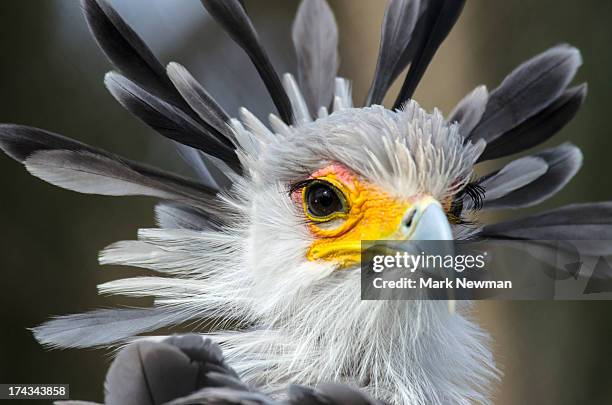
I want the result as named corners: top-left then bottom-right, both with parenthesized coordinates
top-left (296, 164), bottom-right (419, 268)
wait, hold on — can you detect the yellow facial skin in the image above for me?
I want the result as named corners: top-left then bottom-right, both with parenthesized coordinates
top-left (302, 167), bottom-right (424, 268)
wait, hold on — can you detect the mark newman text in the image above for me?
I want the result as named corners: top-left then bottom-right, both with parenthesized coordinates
top-left (372, 277), bottom-right (512, 289)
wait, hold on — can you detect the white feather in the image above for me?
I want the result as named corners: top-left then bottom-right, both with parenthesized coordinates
top-left (282, 73), bottom-right (313, 125)
top-left (91, 101), bottom-right (496, 404)
top-left (332, 77), bottom-right (353, 111)
top-left (317, 106), bottom-right (329, 119)
top-left (268, 114), bottom-right (292, 136)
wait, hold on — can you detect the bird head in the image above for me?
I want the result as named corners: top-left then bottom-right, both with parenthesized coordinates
top-left (240, 104), bottom-right (481, 298)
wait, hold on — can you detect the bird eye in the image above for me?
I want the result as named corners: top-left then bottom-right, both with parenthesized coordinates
top-left (303, 180), bottom-right (347, 221)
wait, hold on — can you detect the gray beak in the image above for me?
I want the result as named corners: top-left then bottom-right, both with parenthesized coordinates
top-left (404, 198), bottom-right (456, 312)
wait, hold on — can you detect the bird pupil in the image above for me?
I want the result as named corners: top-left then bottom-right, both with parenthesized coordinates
top-left (307, 183), bottom-right (342, 217)
top-left (315, 189), bottom-right (333, 206)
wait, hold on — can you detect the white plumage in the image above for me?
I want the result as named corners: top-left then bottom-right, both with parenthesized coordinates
top-left (99, 94), bottom-right (496, 404)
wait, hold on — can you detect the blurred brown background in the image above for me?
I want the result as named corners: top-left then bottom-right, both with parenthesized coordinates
top-left (1, 1), bottom-right (611, 403)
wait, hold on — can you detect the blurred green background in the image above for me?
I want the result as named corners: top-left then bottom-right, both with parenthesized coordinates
top-left (0, 1), bottom-right (611, 403)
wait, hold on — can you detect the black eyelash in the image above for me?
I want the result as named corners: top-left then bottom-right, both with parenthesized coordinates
top-left (448, 182), bottom-right (485, 225)
top-left (463, 182), bottom-right (486, 211)
top-left (288, 179), bottom-right (315, 195)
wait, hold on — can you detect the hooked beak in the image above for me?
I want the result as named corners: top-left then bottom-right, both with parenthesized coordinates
top-left (402, 196), bottom-right (456, 312)
top-left (401, 196), bottom-right (453, 241)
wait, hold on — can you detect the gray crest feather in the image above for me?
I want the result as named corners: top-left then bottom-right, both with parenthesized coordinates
top-left (25, 150), bottom-right (172, 198)
top-left (478, 83), bottom-right (587, 162)
top-left (469, 44), bottom-right (582, 143)
top-left (365, 0), bottom-right (420, 106)
top-left (166, 62), bottom-right (234, 142)
top-left (0, 124), bottom-right (220, 211)
top-left (200, 0), bottom-right (294, 124)
top-left (292, 0), bottom-right (339, 115)
top-left (105, 72), bottom-right (240, 169)
top-left (25, 150), bottom-right (218, 211)
top-left (475, 156), bottom-right (548, 204)
top-left (448, 85), bottom-right (488, 137)
top-left (480, 202), bottom-right (612, 242)
top-left (482, 143), bottom-right (582, 210)
top-left (32, 308), bottom-right (195, 349)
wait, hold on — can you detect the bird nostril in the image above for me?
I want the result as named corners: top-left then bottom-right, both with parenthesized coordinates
top-left (403, 210), bottom-right (416, 230)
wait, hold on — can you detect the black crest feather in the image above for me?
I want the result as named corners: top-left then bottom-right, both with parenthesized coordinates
top-left (105, 72), bottom-right (240, 170)
top-left (393, 0), bottom-right (466, 109)
top-left (366, 0), bottom-right (420, 106)
top-left (201, 0), bottom-right (294, 124)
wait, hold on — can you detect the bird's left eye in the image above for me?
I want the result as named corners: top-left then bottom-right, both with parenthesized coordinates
top-left (302, 180), bottom-right (348, 221)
